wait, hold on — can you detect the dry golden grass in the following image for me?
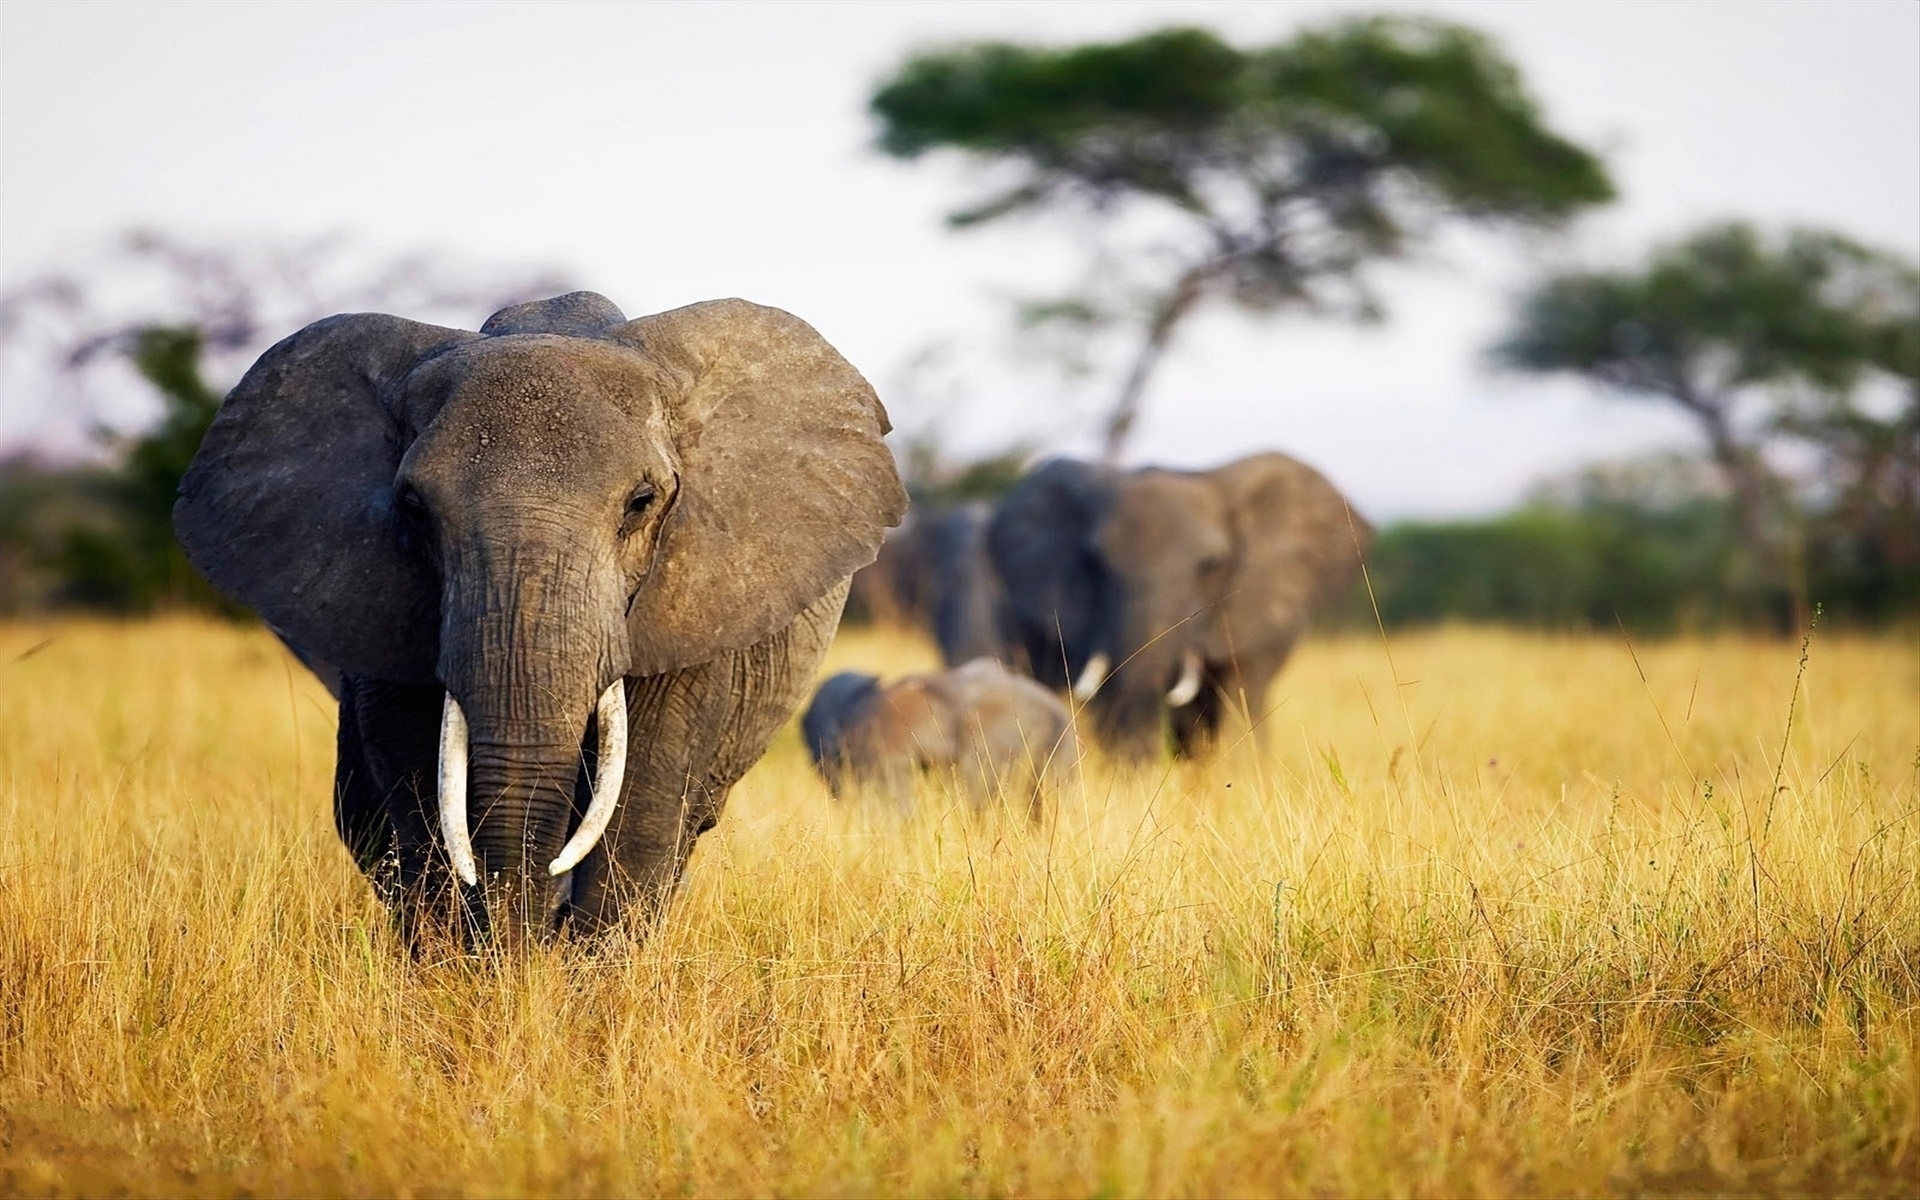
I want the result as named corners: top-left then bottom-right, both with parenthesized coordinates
top-left (1, 615), bottom-right (1917, 1197)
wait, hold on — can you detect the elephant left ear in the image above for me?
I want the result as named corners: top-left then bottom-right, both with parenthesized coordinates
top-left (1209, 452), bottom-right (1371, 658)
top-left (606, 299), bottom-right (909, 675)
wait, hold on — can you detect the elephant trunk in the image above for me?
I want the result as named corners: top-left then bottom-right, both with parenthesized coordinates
top-left (1089, 607), bottom-right (1198, 759)
top-left (435, 542), bottom-right (631, 943)
top-left (462, 729), bottom-right (589, 941)
top-left (439, 684), bottom-right (627, 888)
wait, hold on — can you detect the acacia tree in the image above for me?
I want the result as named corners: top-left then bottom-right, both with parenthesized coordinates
top-left (870, 18), bottom-right (1614, 460)
top-left (1493, 221), bottom-right (1919, 624)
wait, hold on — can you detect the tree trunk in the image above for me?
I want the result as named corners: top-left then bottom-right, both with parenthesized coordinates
top-left (1682, 387), bottom-right (1801, 632)
top-left (1100, 264), bottom-right (1217, 464)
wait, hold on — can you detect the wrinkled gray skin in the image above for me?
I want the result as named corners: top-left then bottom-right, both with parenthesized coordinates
top-left (174, 292), bottom-right (907, 945)
top-left (801, 658), bottom-right (1080, 817)
top-left (987, 452), bottom-right (1368, 760)
top-left (848, 503), bottom-right (1013, 666)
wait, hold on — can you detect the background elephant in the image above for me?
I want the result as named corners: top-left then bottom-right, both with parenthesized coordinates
top-left (925, 503), bottom-right (1015, 666)
top-left (847, 502), bottom-right (1014, 667)
top-left (845, 508), bottom-right (940, 630)
top-left (174, 291), bottom-right (907, 944)
top-left (987, 452), bottom-right (1368, 759)
top-left (801, 658), bottom-right (1081, 816)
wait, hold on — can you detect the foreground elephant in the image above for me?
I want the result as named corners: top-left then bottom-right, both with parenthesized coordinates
top-left (987, 452), bottom-right (1367, 759)
top-left (174, 291), bottom-right (906, 943)
top-left (801, 658), bottom-right (1080, 816)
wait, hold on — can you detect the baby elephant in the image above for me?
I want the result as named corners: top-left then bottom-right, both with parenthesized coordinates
top-left (803, 658), bottom-right (1081, 816)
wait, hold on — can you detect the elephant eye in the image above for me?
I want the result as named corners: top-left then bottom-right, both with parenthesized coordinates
top-left (620, 483), bottom-right (658, 536)
top-left (396, 486), bottom-right (427, 519)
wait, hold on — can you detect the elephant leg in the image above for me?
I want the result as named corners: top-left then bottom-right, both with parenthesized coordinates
top-left (344, 676), bottom-right (464, 944)
top-left (332, 687), bottom-right (392, 879)
top-left (566, 582), bottom-right (848, 938)
top-left (566, 745), bottom-right (731, 939)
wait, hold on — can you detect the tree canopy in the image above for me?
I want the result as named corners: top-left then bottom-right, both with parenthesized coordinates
top-left (1494, 221), bottom-right (1920, 627)
top-left (871, 17), bottom-right (1614, 458)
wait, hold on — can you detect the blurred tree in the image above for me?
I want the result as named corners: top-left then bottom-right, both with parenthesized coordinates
top-left (870, 17), bottom-right (1613, 460)
top-left (1493, 222), bottom-right (1920, 626)
top-left (0, 457), bottom-right (120, 611)
top-left (0, 230), bottom-right (571, 613)
top-left (1779, 252), bottom-right (1919, 621)
top-left (897, 439), bottom-right (1033, 508)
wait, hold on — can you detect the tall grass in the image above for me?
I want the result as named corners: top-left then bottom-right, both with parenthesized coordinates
top-left (1, 616), bottom-right (1916, 1196)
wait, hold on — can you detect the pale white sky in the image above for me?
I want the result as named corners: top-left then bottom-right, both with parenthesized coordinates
top-left (2, 0), bottom-right (1915, 517)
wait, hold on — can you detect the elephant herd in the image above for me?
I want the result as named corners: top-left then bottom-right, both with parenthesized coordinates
top-left (841, 451), bottom-right (1370, 766)
top-left (173, 292), bottom-right (1365, 948)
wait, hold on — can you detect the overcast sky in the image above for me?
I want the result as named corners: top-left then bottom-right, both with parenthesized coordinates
top-left (2, 0), bottom-right (1915, 518)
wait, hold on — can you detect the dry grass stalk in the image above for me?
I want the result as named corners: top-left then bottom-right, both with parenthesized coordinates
top-left (1, 617), bottom-right (1916, 1196)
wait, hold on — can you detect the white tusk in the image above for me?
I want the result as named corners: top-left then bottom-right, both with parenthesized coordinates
top-left (438, 693), bottom-right (478, 886)
top-left (1165, 651), bottom-right (1204, 707)
top-left (1071, 652), bottom-right (1111, 701)
top-left (549, 681), bottom-right (628, 877)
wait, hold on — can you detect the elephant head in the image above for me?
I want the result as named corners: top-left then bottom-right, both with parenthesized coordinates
top-left (987, 452), bottom-right (1367, 758)
top-left (175, 292), bottom-right (905, 938)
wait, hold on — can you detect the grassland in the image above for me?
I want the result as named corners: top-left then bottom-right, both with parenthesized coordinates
top-left (1, 615), bottom-right (1917, 1197)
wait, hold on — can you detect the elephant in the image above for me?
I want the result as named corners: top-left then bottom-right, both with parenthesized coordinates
top-left (923, 503), bottom-right (1015, 666)
top-left (801, 658), bottom-right (1081, 816)
top-left (846, 502), bottom-right (1014, 666)
top-left (985, 452), bottom-right (1368, 759)
top-left (173, 290), bottom-right (907, 945)
top-left (845, 507), bottom-right (940, 630)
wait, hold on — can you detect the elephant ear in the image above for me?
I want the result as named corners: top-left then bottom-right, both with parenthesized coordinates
top-left (606, 300), bottom-right (907, 675)
top-left (173, 313), bottom-right (478, 681)
top-left (1208, 452), bottom-right (1370, 659)
top-left (983, 458), bottom-right (1118, 688)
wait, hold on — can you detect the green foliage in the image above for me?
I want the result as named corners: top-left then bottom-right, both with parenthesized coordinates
top-left (1358, 500), bottom-right (1745, 635)
top-left (0, 326), bottom-right (238, 615)
top-left (898, 443), bottom-right (1033, 508)
top-left (872, 19), bottom-right (1612, 230)
top-left (0, 460), bottom-right (124, 611)
top-left (118, 327), bottom-right (233, 609)
top-left (1344, 447), bottom-right (1919, 633)
top-left (1493, 223), bottom-right (1901, 399)
top-left (1494, 223), bottom-right (1920, 629)
top-left (871, 17), bottom-right (1613, 459)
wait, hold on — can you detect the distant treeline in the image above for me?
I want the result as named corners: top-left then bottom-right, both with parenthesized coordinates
top-left (1348, 485), bottom-right (1913, 634)
top-left (0, 328), bottom-right (240, 617)
top-left (2, 332), bottom-right (1913, 633)
top-left (4, 445), bottom-right (1913, 633)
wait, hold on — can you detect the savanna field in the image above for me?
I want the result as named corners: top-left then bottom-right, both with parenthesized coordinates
top-left (1, 616), bottom-right (1917, 1197)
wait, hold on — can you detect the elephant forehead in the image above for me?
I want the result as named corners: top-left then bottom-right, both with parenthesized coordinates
top-left (404, 337), bottom-right (675, 487)
top-left (1098, 474), bottom-right (1229, 562)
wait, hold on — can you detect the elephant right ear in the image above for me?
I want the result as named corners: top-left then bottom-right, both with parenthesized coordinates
top-left (173, 313), bottom-right (478, 682)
